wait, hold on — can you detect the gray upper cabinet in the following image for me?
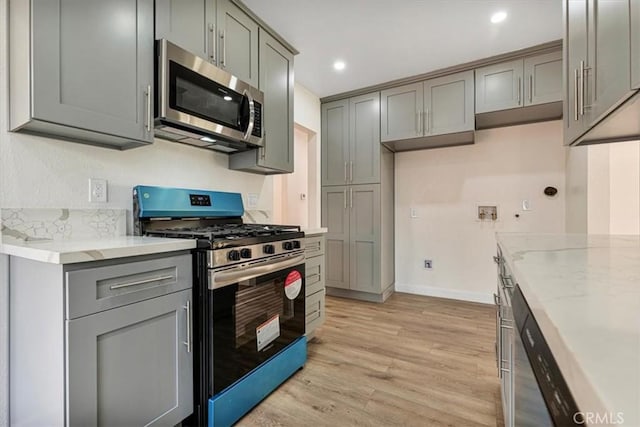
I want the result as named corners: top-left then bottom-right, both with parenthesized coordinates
top-left (564, 0), bottom-right (590, 143)
top-left (475, 59), bottom-right (524, 113)
top-left (564, 0), bottom-right (637, 146)
top-left (321, 100), bottom-right (350, 186)
top-left (9, 0), bottom-right (154, 149)
top-left (216, 0), bottom-right (259, 87)
top-left (322, 93), bottom-right (381, 186)
top-left (380, 83), bottom-right (423, 142)
top-left (229, 28), bottom-right (294, 174)
top-left (155, 0), bottom-right (216, 62)
top-left (423, 70), bottom-right (475, 136)
top-left (350, 93), bottom-right (381, 184)
top-left (524, 51), bottom-right (562, 106)
top-left (633, 1), bottom-right (640, 89)
top-left (68, 290), bottom-right (193, 426)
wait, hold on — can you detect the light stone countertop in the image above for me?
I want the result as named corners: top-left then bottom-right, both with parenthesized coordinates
top-left (0, 236), bottom-right (196, 264)
top-left (496, 233), bottom-right (640, 426)
top-left (302, 227), bottom-right (327, 235)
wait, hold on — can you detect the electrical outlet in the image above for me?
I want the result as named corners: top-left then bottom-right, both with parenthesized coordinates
top-left (478, 205), bottom-right (497, 221)
top-left (247, 193), bottom-right (259, 209)
top-left (424, 259), bottom-right (433, 269)
top-left (89, 178), bottom-right (107, 203)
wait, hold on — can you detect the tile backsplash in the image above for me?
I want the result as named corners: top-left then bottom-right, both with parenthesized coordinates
top-left (1, 208), bottom-right (126, 241)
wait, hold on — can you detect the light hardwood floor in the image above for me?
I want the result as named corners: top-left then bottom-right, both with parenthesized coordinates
top-left (237, 293), bottom-right (503, 427)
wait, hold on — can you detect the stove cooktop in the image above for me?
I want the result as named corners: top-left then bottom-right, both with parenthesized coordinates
top-left (145, 223), bottom-right (304, 249)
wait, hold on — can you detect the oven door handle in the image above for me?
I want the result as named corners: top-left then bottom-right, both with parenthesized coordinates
top-left (209, 254), bottom-right (305, 290)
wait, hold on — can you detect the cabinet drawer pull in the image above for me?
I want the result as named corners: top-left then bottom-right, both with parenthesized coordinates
top-left (220, 30), bottom-right (226, 67)
top-left (184, 300), bottom-right (192, 353)
top-left (579, 60), bottom-right (586, 116)
top-left (349, 161), bottom-right (353, 183)
top-left (517, 77), bottom-right (522, 105)
top-left (349, 188), bottom-right (353, 209)
top-left (109, 274), bottom-right (174, 290)
top-left (529, 75), bottom-right (533, 103)
top-left (500, 275), bottom-right (514, 289)
top-left (493, 292), bottom-right (501, 306)
top-left (574, 68), bottom-right (579, 121)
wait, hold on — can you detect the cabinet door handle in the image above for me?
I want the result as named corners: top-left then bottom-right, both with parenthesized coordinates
top-left (500, 274), bottom-right (514, 289)
top-left (343, 190), bottom-right (347, 209)
top-left (579, 60), bottom-right (585, 116)
top-left (208, 23), bottom-right (216, 63)
top-left (349, 161), bottom-right (353, 183)
top-left (183, 300), bottom-right (192, 353)
top-left (220, 30), bottom-right (226, 67)
top-left (529, 75), bottom-right (533, 103)
top-left (517, 77), bottom-right (522, 105)
top-left (416, 110), bottom-right (421, 134)
top-left (500, 367), bottom-right (511, 374)
top-left (574, 68), bottom-right (579, 121)
top-left (493, 255), bottom-right (503, 264)
top-left (109, 274), bottom-right (174, 290)
top-left (426, 109), bottom-right (430, 133)
top-left (349, 188), bottom-right (353, 209)
top-left (493, 292), bottom-right (501, 306)
top-left (144, 85), bottom-right (152, 133)
top-left (344, 162), bottom-right (348, 182)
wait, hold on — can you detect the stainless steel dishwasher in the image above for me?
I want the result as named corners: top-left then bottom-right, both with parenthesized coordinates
top-left (511, 284), bottom-right (580, 426)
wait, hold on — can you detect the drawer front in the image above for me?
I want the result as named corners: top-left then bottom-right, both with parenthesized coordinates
top-left (305, 290), bottom-right (325, 333)
top-left (304, 235), bottom-right (325, 257)
top-left (66, 253), bottom-right (192, 319)
top-left (305, 255), bottom-right (325, 296)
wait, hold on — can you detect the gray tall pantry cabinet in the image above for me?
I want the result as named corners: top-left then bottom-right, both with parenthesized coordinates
top-left (321, 93), bottom-right (395, 302)
top-left (9, 0), bottom-right (154, 149)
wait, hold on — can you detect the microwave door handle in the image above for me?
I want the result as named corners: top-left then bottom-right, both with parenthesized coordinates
top-left (244, 91), bottom-right (256, 140)
top-left (209, 254), bottom-right (305, 289)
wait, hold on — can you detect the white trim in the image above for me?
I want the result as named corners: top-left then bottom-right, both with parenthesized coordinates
top-left (395, 283), bottom-right (493, 305)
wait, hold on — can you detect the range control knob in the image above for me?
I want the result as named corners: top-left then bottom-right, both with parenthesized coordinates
top-left (263, 244), bottom-right (275, 254)
top-left (228, 250), bottom-right (241, 261)
top-left (240, 248), bottom-right (252, 259)
top-left (283, 241), bottom-right (294, 251)
top-left (292, 240), bottom-right (301, 249)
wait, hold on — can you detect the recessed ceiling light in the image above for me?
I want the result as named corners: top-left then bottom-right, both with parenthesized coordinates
top-left (491, 11), bottom-right (507, 23)
top-left (333, 60), bottom-right (346, 71)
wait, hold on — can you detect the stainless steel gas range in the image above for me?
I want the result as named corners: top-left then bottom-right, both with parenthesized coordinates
top-left (133, 185), bottom-right (307, 427)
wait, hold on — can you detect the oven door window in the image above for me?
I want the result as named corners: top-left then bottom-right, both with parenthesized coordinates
top-left (169, 61), bottom-right (249, 132)
top-left (211, 263), bottom-right (305, 394)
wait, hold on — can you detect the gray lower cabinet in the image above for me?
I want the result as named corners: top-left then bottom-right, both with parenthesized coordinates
top-left (380, 71), bottom-right (474, 151)
top-left (322, 92), bottom-right (381, 186)
top-left (216, 0), bottom-right (259, 87)
top-left (229, 28), bottom-right (294, 174)
top-left (9, 0), bottom-right (154, 149)
top-left (155, 0), bottom-right (216, 63)
top-left (67, 290), bottom-right (193, 426)
top-left (304, 234), bottom-right (326, 338)
top-left (9, 252), bottom-right (193, 426)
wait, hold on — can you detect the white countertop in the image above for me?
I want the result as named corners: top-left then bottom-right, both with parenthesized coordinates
top-left (0, 236), bottom-right (196, 264)
top-left (302, 227), bottom-right (327, 235)
top-left (496, 233), bottom-right (640, 426)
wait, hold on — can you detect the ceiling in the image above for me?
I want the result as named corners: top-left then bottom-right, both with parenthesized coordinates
top-left (242, 0), bottom-right (563, 98)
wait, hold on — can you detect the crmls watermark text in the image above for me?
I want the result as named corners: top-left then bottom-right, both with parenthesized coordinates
top-left (574, 412), bottom-right (624, 425)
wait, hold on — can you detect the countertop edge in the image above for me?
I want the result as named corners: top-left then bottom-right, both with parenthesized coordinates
top-left (0, 239), bottom-right (197, 265)
top-left (303, 228), bottom-right (328, 235)
top-left (495, 235), bottom-right (610, 420)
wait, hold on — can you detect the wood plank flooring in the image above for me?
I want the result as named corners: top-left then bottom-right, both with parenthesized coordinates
top-left (236, 293), bottom-right (502, 427)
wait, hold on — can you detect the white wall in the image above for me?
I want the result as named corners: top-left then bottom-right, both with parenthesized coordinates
top-left (568, 141), bottom-right (640, 235)
top-left (395, 121), bottom-right (567, 303)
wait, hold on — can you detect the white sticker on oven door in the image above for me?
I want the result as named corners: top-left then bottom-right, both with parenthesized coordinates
top-left (284, 270), bottom-right (302, 300)
top-left (256, 314), bottom-right (280, 352)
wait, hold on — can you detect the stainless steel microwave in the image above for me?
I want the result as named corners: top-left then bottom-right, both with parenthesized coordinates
top-left (155, 39), bottom-right (264, 153)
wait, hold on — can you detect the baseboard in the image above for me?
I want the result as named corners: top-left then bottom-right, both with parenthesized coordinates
top-left (326, 285), bottom-right (394, 303)
top-left (394, 283), bottom-right (493, 305)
